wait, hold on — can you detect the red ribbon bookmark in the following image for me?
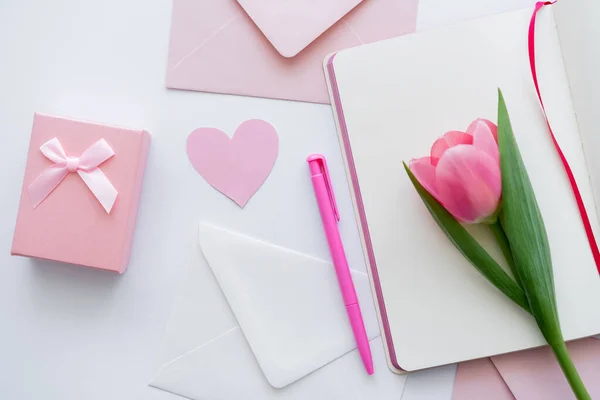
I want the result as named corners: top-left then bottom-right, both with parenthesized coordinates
top-left (529, 1), bottom-right (600, 274)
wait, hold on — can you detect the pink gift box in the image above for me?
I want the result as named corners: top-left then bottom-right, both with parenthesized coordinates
top-left (11, 113), bottom-right (151, 273)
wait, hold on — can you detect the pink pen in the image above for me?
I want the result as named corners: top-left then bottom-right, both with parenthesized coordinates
top-left (307, 154), bottom-right (374, 375)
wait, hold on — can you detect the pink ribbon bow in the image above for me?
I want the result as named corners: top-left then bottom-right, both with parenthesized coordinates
top-left (28, 138), bottom-right (118, 213)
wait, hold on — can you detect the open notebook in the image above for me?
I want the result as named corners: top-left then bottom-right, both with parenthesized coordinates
top-left (324, 2), bottom-right (600, 373)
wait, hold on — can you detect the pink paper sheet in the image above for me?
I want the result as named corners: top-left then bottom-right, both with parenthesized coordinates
top-left (186, 119), bottom-right (278, 207)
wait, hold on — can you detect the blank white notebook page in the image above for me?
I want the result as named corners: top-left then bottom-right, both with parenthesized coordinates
top-left (554, 0), bottom-right (600, 214)
top-left (329, 7), bottom-right (600, 371)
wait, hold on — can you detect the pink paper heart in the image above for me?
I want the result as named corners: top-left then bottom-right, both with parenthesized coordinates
top-left (186, 119), bottom-right (279, 207)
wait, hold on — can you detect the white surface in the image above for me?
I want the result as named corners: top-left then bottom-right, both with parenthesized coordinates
top-left (0, 0), bottom-right (532, 399)
top-left (328, 7), bottom-right (600, 371)
top-left (400, 365), bottom-right (457, 400)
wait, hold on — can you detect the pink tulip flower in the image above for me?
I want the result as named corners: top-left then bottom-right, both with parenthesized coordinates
top-left (409, 119), bottom-right (501, 224)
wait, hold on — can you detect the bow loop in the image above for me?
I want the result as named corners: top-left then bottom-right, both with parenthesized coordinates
top-left (28, 137), bottom-right (118, 213)
top-left (39, 137), bottom-right (68, 164)
top-left (78, 139), bottom-right (115, 171)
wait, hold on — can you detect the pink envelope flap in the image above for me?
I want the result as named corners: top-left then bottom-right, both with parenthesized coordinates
top-left (452, 358), bottom-right (515, 400)
top-left (235, 0), bottom-right (364, 57)
top-left (491, 338), bottom-right (600, 400)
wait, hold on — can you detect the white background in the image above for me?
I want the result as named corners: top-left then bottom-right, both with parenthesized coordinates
top-left (0, 0), bottom-right (533, 399)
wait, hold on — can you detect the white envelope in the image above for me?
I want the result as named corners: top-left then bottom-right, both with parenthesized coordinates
top-left (149, 223), bottom-right (405, 398)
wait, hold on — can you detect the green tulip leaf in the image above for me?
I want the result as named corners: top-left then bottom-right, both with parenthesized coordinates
top-left (497, 89), bottom-right (589, 399)
top-left (496, 89), bottom-right (559, 340)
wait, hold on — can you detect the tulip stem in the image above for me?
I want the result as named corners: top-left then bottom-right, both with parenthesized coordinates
top-left (489, 219), bottom-right (522, 289)
top-left (551, 340), bottom-right (591, 400)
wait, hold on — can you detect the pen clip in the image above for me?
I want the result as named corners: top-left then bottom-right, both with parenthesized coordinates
top-left (307, 154), bottom-right (340, 221)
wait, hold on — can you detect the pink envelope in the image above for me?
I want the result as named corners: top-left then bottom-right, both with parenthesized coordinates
top-left (165, 0), bottom-right (418, 104)
top-left (452, 338), bottom-right (600, 400)
top-left (452, 358), bottom-right (514, 400)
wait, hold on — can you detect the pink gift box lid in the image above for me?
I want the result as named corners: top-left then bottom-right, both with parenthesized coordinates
top-left (11, 113), bottom-right (151, 274)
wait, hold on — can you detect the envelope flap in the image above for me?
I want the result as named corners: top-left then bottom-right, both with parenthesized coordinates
top-left (198, 223), bottom-right (379, 388)
top-left (236, 0), bottom-right (364, 57)
top-left (451, 359), bottom-right (514, 400)
top-left (491, 338), bottom-right (600, 399)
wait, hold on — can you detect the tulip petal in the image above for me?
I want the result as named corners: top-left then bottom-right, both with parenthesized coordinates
top-left (470, 119), bottom-right (500, 164)
top-left (409, 157), bottom-right (437, 197)
top-left (430, 131), bottom-right (473, 166)
top-left (467, 118), bottom-right (498, 142)
top-left (435, 145), bottom-right (501, 223)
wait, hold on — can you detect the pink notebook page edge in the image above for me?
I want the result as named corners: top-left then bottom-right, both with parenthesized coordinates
top-left (326, 53), bottom-right (403, 371)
